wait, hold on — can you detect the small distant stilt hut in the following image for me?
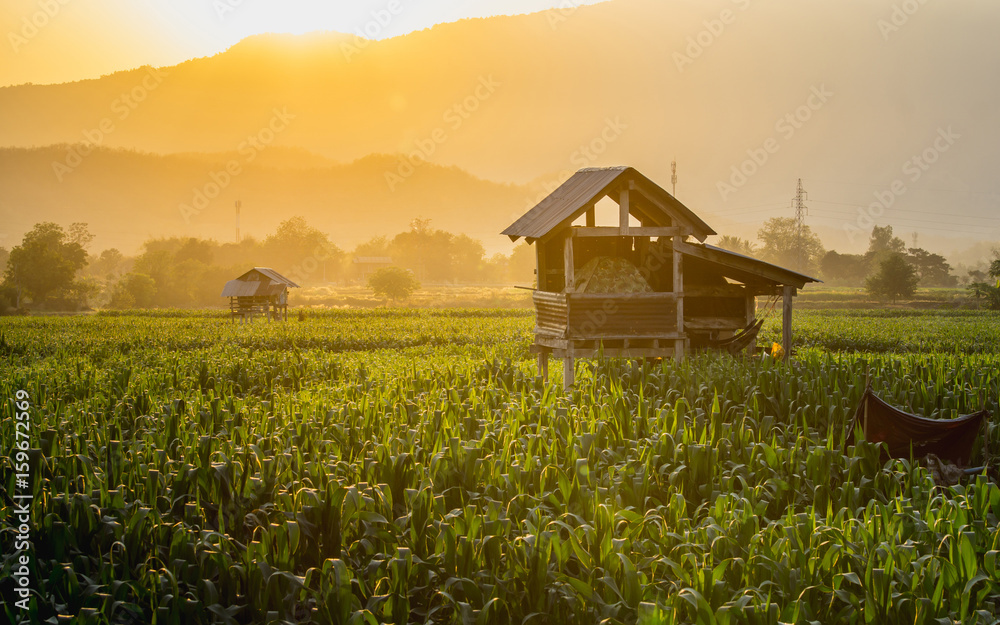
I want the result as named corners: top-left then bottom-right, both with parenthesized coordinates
top-left (221, 267), bottom-right (299, 321)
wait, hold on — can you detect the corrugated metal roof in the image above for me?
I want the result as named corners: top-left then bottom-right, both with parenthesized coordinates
top-left (678, 241), bottom-right (821, 289)
top-left (233, 267), bottom-right (300, 288)
top-left (221, 279), bottom-right (291, 298)
top-left (502, 166), bottom-right (715, 242)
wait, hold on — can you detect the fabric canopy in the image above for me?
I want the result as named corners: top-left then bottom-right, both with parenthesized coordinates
top-left (846, 387), bottom-right (988, 466)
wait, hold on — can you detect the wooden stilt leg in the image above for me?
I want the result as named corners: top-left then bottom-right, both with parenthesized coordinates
top-left (538, 352), bottom-right (549, 381)
top-left (563, 350), bottom-right (575, 391)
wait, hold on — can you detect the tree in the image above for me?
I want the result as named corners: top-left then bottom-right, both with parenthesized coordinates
top-left (907, 248), bottom-right (957, 287)
top-left (354, 236), bottom-right (391, 258)
top-left (820, 251), bottom-right (867, 285)
top-left (866, 252), bottom-right (919, 302)
top-left (865, 225), bottom-right (906, 269)
top-left (507, 242), bottom-right (536, 285)
top-left (2, 222), bottom-right (88, 307)
top-left (0, 247), bottom-right (9, 276)
top-left (68, 222), bottom-right (95, 250)
top-left (756, 217), bottom-right (825, 274)
top-left (391, 219), bottom-right (453, 282)
top-left (450, 234), bottom-right (486, 283)
top-left (968, 253), bottom-right (1000, 310)
top-left (368, 266), bottom-right (419, 303)
top-left (92, 248), bottom-right (125, 279)
top-left (265, 216), bottom-right (343, 283)
top-left (109, 273), bottom-right (156, 309)
top-left (715, 235), bottom-right (756, 256)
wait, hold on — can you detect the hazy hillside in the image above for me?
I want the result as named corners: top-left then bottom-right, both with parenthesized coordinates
top-left (0, 146), bottom-right (532, 254)
top-left (1, 0), bottom-right (998, 255)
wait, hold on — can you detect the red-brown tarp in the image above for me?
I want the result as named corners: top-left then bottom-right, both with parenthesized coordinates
top-left (846, 387), bottom-right (989, 466)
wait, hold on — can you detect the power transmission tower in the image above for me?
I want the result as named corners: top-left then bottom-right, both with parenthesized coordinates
top-left (792, 179), bottom-right (808, 270)
top-left (671, 160), bottom-right (677, 196)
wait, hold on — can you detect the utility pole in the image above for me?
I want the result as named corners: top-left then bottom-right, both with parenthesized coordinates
top-left (671, 160), bottom-right (678, 196)
top-left (235, 200), bottom-right (242, 244)
top-left (792, 179), bottom-right (808, 271)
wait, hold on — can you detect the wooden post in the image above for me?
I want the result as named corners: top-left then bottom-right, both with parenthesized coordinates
top-left (746, 292), bottom-right (756, 325)
top-left (564, 234), bottom-right (575, 293)
top-left (782, 285), bottom-right (795, 360)
top-left (619, 187), bottom-right (630, 235)
top-left (563, 346), bottom-right (575, 390)
top-left (673, 235), bottom-right (684, 361)
top-left (586, 204), bottom-right (596, 228)
top-left (538, 352), bottom-right (549, 381)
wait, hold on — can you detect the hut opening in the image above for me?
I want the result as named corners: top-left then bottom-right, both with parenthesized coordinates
top-left (501, 166), bottom-right (820, 389)
top-left (221, 268), bottom-right (299, 321)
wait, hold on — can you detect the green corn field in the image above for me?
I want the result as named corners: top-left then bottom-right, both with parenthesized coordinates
top-left (3, 309), bottom-right (1000, 624)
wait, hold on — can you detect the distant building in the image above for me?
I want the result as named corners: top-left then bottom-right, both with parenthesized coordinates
top-left (221, 267), bottom-right (299, 321)
top-left (353, 256), bottom-right (393, 283)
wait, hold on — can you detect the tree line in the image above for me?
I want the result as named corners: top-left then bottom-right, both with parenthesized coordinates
top-left (0, 217), bottom-right (535, 312)
top-left (1, 216), bottom-right (994, 312)
top-left (716, 218), bottom-right (966, 301)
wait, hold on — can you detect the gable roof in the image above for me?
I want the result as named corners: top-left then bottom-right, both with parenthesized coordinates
top-left (234, 267), bottom-right (300, 287)
top-left (502, 166), bottom-right (715, 243)
top-left (221, 267), bottom-right (300, 298)
top-left (221, 280), bottom-right (291, 297)
top-left (675, 241), bottom-right (821, 289)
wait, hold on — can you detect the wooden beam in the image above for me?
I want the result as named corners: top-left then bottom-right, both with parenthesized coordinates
top-left (619, 186), bottom-right (630, 235)
top-left (572, 226), bottom-right (683, 238)
top-left (536, 241), bottom-right (547, 291)
top-left (564, 235), bottom-right (575, 293)
top-left (632, 179), bottom-right (700, 239)
top-left (585, 204), bottom-right (596, 227)
top-left (685, 285), bottom-right (747, 298)
top-left (782, 285), bottom-right (795, 359)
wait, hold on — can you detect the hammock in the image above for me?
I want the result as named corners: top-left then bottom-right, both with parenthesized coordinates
top-left (709, 317), bottom-right (764, 354)
top-left (707, 294), bottom-right (777, 355)
top-left (845, 386), bottom-right (989, 466)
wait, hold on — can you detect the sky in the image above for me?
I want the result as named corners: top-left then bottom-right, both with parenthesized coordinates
top-left (1, 0), bottom-right (607, 87)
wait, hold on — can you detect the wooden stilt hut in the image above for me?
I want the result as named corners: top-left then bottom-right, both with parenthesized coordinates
top-left (501, 166), bottom-right (820, 389)
top-left (221, 268), bottom-right (299, 321)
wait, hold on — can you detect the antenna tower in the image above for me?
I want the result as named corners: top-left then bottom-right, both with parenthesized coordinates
top-left (792, 179), bottom-right (808, 270)
top-left (235, 200), bottom-right (242, 244)
top-left (671, 160), bottom-right (678, 196)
